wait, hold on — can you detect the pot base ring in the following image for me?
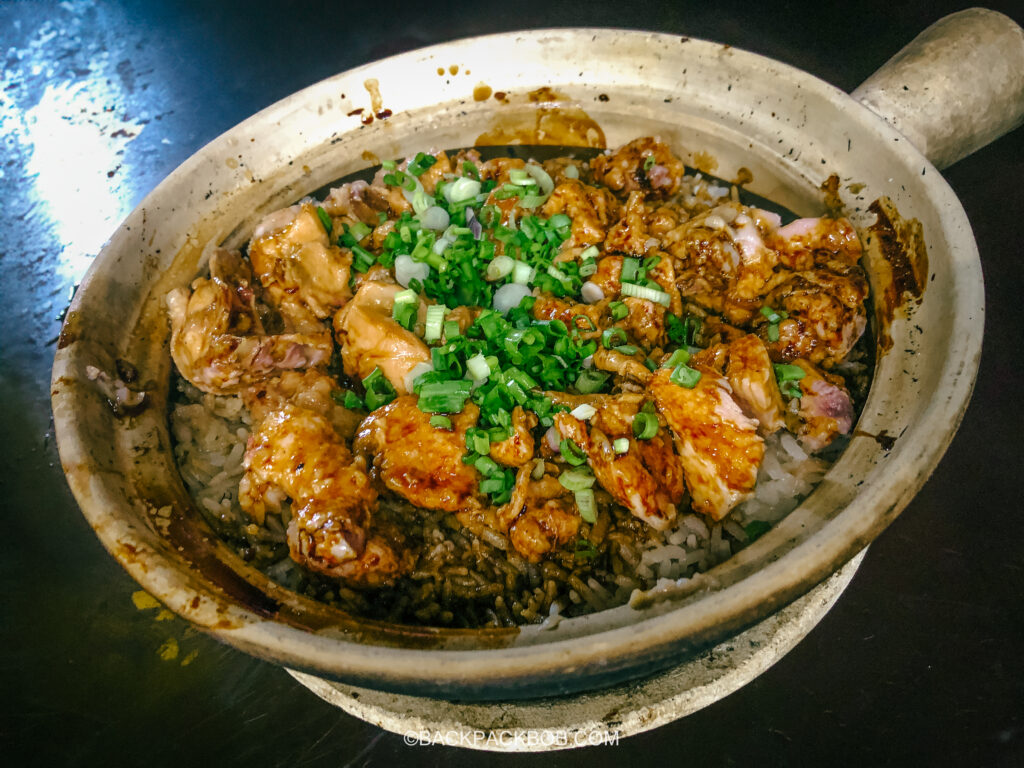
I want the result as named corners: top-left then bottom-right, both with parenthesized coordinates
top-left (289, 548), bottom-right (865, 752)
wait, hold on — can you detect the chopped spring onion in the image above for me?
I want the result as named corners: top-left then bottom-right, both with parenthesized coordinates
top-left (579, 259), bottom-right (597, 278)
top-left (493, 283), bottom-right (532, 314)
top-left (602, 327), bottom-right (627, 348)
top-left (351, 245), bottom-right (376, 273)
top-left (670, 363), bottom-right (702, 389)
top-left (580, 245), bottom-right (600, 261)
top-left (575, 369), bottom-right (609, 394)
top-left (609, 300), bottom-right (629, 320)
top-left (580, 281), bottom-right (604, 303)
top-left (620, 257), bottom-right (641, 284)
top-left (419, 205), bottom-right (450, 231)
top-left (394, 253), bottom-right (430, 288)
top-left (444, 177), bottom-right (482, 204)
top-left (462, 160), bottom-right (479, 179)
top-left (662, 348), bottom-right (691, 368)
top-left (508, 168), bottom-right (532, 185)
top-left (620, 281), bottom-right (671, 307)
top-left (767, 324), bottom-right (780, 342)
top-left (613, 437), bottom-right (630, 454)
top-left (632, 411), bottom-right (659, 439)
top-left (443, 319), bottom-right (461, 340)
top-left (429, 414), bottom-right (452, 429)
top-left (417, 379), bottom-right (473, 413)
top-left (760, 306), bottom-right (788, 324)
top-left (391, 288), bottom-right (418, 329)
top-left (486, 254), bottom-right (516, 281)
top-left (558, 468), bottom-right (596, 491)
top-left (613, 344), bottom-right (638, 356)
top-left (575, 488), bottom-right (597, 523)
top-left (381, 160), bottom-right (397, 171)
top-left (512, 261), bottom-right (537, 285)
top-left (348, 221), bottom-right (372, 242)
top-left (564, 164), bottom-right (579, 179)
top-left (467, 353), bottom-right (491, 382)
top-left (774, 363), bottom-right (806, 399)
top-left (424, 304), bottom-right (447, 343)
top-left (570, 403), bottom-right (597, 420)
top-left (315, 206), bottom-right (332, 234)
top-left (362, 367), bottom-right (397, 411)
top-left (412, 189), bottom-right (431, 215)
top-left (643, 154), bottom-right (656, 171)
top-left (531, 458), bottom-right (546, 480)
top-left (344, 391), bottom-right (365, 409)
top-left (560, 438), bottom-right (588, 466)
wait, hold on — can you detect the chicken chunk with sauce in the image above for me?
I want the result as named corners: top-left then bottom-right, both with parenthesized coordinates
top-left (333, 281), bottom-right (431, 395)
top-left (239, 404), bottom-right (404, 586)
top-left (354, 397), bottom-right (482, 513)
top-left (649, 366), bottom-right (764, 520)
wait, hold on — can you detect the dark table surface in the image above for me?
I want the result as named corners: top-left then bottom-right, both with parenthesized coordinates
top-left (2, 1), bottom-right (1022, 765)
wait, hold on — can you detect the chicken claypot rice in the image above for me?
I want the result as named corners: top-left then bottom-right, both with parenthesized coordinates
top-left (168, 137), bottom-right (870, 628)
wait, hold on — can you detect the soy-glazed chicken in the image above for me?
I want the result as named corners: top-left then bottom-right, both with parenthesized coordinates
top-left (167, 135), bottom-right (868, 621)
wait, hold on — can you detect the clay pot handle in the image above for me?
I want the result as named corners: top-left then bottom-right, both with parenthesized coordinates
top-left (852, 8), bottom-right (1024, 169)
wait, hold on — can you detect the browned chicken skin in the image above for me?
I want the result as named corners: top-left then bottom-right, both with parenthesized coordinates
top-left (354, 397), bottom-right (482, 513)
top-left (497, 465), bottom-right (580, 563)
top-left (239, 404), bottom-right (404, 586)
top-left (591, 137), bottom-right (686, 199)
top-left (649, 366), bottom-right (764, 521)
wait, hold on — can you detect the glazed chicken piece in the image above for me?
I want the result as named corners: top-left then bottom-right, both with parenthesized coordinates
top-left (617, 296), bottom-right (667, 350)
top-left (789, 359), bottom-right (855, 451)
top-left (692, 334), bottom-right (786, 434)
top-left (532, 292), bottom-right (608, 333)
top-left (760, 264), bottom-right (869, 367)
top-left (590, 137), bottom-right (685, 199)
top-left (489, 406), bottom-right (538, 467)
top-left (541, 179), bottom-right (620, 248)
top-left (771, 216), bottom-right (863, 271)
top-left (166, 250), bottom-right (332, 395)
top-left (247, 202), bottom-right (353, 319)
top-left (662, 205), bottom-right (784, 325)
top-left (354, 397), bottom-right (482, 512)
top-left (333, 281), bottom-right (431, 395)
top-left (554, 397), bottom-right (682, 531)
top-left (588, 255), bottom-right (623, 299)
top-left (497, 465), bottom-right (580, 562)
top-left (604, 191), bottom-right (656, 256)
top-left (242, 369), bottom-right (363, 441)
top-left (239, 404), bottom-right (404, 586)
top-left (649, 366), bottom-right (764, 521)
top-left (322, 179), bottom-right (391, 228)
top-left (592, 346), bottom-right (653, 385)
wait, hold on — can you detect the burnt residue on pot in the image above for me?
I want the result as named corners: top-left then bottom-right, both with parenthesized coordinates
top-left (853, 428), bottom-right (898, 450)
top-left (862, 197), bottom-right (929, 353)
top-left (474, 87), bottom-right (606, 148)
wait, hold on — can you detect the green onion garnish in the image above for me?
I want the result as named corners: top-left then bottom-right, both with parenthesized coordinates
top-left (620, 281), bottom-right (671, 307)
top-left (609, 301), bottom-right (629, 321)
top-left (662, 348), bottom-right (691, 368)
top-left (575, 369), bottom-right (610, 394)
top-left (315, 206), bottom-right (333, 235)
top-left (643, 155), bottom-right (656, 171)
top-left (602, 327), bottom-right (627, 348)
top-left (467, 353), bottom-right (491, 382)
top-left (424, 304), bottom-right (446, 343)
top-left (560, 438), bottom-right (588, 467)
top-left (351, 245), bottom-right (376, 273)
top-left (670, 364), bottom-right (702, 389)
top-left (417, 379), bottom-right (472, 413)
top-left (767, 324), bottom-right (780, 342)
top-left (613, 344), bottom-right (638, 356)
top-left (620, 257), bottom-right (641, 284)
top-left (429, 414), bottom-right (452, 429)
top-left (558, 468), bottom-right (596, 491)
top-left (632, 411), bottom-right (659, 440)
top-left (575, 488), bottom-right (597, 523)
top-left (613, 437), bottom-right (630, 454)
top-left (362, 367), bottom-right (397, 411)
top-left (574, 538), bottom-right (598, 560)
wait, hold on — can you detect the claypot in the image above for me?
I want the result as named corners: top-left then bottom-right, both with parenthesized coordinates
top-left (52, 10), bottom-right (1024, 700)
